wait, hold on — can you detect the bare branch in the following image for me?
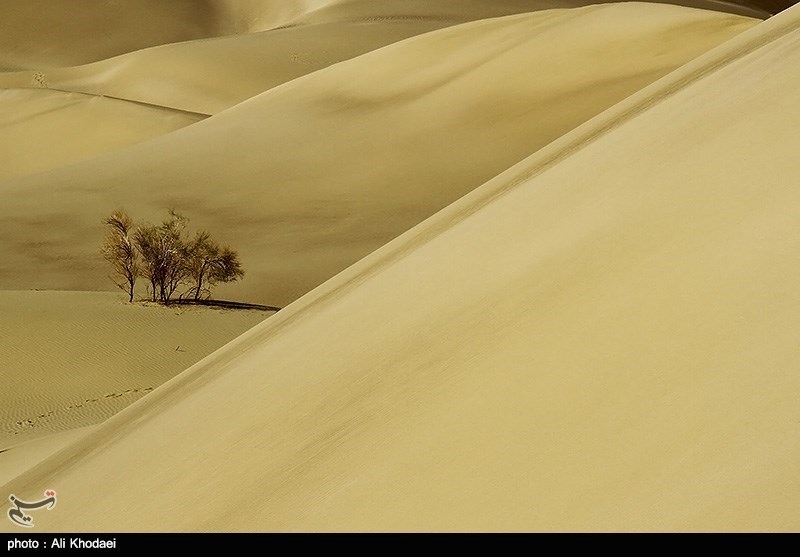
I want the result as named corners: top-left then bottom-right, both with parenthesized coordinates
top-left (101, 209), bottom-right (139, 302)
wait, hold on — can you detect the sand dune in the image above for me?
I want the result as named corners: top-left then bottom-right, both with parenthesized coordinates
top-left (2, 1), bottom-right (798, 532)
top-left (0, 1), bottom-right (646, 86)
top-left (0, 1), bottom-right (237, 71)
top-left (0, 25), bottom-right (450, 117)
top-left (294, 0), bottom-right (769, 22)
top-left (1, 2), bottom-right (740, 118)
top-left (0, 89), bottom-right (204, 183)
top-left (0, 291), bottom-right (269, 453)
top-left (0, 0), bottom-right (339, 71)
top-left (0, 1), bottom-right (634, 177)
top-left (0, 1), bottom-right (562, 116)
top-left (0, 4), bottom-right (757, 307)
top-left (0, 0), bottom-right (774, 71)
top-left (750, 0), bottom-right (796, 13)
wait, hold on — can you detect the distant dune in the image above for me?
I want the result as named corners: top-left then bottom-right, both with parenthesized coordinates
top-left (743, 0), bottom-right (796, 13)
top-left (1, 0), bottom-right (758, 174)
top-left (0, 0), bottom-right (777, 71)
top-left (0, 0), bottom-right (321, 71)
top-left (289, 0), bottom-right (769, 22)
top-left (0, 4), bottom-right (757, 306)
top-left (0, 0), bottom-right (592, 71)
top-left (0, 1), bottom-right (640, 179)
top-left (0, 1), bottom-right (606, 116)
top-left (0, 89), bottom-right (204, 182)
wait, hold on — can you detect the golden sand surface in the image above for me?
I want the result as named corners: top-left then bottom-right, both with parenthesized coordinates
top-left (2, 0), bottom-right (795, 532)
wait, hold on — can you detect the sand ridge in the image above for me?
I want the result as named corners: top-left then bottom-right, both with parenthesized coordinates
top-left (0, 88), bottom-right (205, 183)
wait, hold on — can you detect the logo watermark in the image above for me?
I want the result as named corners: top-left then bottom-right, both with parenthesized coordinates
top-left (6, 490), bottom-right (56, 528)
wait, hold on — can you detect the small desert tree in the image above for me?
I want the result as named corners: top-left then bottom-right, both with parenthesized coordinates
top-left (185, 232), bottom-right (245, 300)
top-left (212, 246), bottom-right (245, 292)
top-left (159, 211), bottom-right (190, 304)
top-left (133, 211), bottom-right (190, 304)
top-left (108, 209), bottom-right (245, 305)
top-left (101, 210), bottom-right (139, 302)
top-left (132, 223), bottom-right (160, 302)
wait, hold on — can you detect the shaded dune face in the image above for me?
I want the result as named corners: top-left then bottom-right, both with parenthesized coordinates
top-left (0, 5), bottom-right (757, 307)
top-left (0, 0), bottom-right (775, 71)
top-left (0, 1), bottom-right (799, 533)
top-left (667, 0), bottom-right (795, 15)
top-left (754, 0), bottom-right (797, 13)
top-left (0, 0), bottom-right (557, 70)
top-left (0, 0), bottom-right (315, 71)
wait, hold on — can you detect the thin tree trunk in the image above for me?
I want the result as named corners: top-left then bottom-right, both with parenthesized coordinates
top-left (194, 270), bottom-right (204, 301)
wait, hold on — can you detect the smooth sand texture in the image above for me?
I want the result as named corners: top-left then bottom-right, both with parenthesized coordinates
top-left (0, 0), bottom-right (767, 72)
top-left (0, 1), bottom-right (563, 179)
top-left (0, 1), bottom-right (570, 116)
top-left (739, 0), bottom-right (796, 13)
top-left (0, 89), bottom-right (204, 183)
top-left (0, 291), bottom-right (269, 452)
top-left (0, 427), bottom-right (96, 487)
top-left (0, 0), bottom-right (327, 71)
top-left (0, 0), bottom-right (611, 117)
top-left (0, 4), bottom-right (757, 307)
top-left (1, 2), bottom-right (798, 533)
top-left (295, 0), bottom-right (769, 21)
top-left (0, 25), bottom-right (452, 117)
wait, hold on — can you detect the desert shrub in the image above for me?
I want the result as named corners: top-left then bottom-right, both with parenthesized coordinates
top-left (184, 231), bottom-right (244, 301)
top-left (103, 209), bottom-right (243, 304)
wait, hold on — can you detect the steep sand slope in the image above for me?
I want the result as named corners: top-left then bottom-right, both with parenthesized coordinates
top-left (3, 3), bottom-right (799, 532)
top-left (0, 89), bottom-right (204, 183)
top-left (0, 4), bottom-right (757, 306)
top-left (0, 291), bottom-right (269, 451)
